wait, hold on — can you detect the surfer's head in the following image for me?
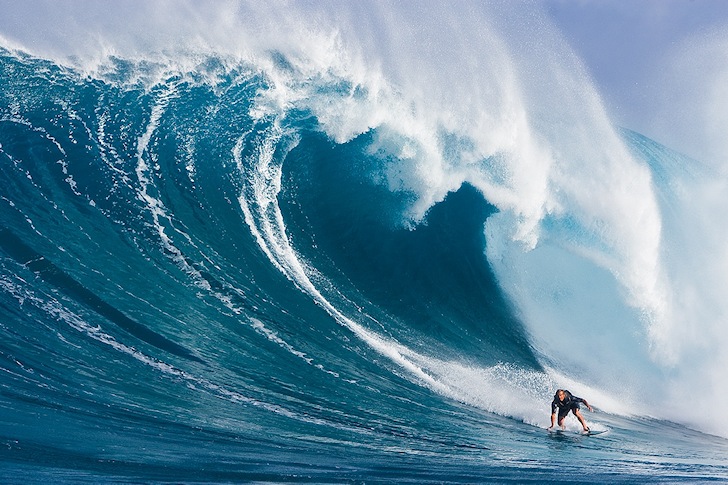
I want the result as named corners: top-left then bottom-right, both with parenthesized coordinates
top-left (556, 389), bottom-right (565, 401)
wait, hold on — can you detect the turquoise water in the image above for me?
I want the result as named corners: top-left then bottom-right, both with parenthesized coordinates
top-left (2, 4), bottom-right (728, 482)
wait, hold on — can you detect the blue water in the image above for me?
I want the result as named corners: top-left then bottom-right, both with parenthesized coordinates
top-left (2, 3), bottom-right (728, 483)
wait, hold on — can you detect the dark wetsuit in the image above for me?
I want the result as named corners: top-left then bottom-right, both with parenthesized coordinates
top-left (551, 390), bottom-right (586, 420)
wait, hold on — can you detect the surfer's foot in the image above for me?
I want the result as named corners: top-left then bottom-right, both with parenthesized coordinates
top-left (583, 427), bottom-right (590, 433)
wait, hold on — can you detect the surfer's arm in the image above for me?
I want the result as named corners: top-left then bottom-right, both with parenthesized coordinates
top-left (549, 401), bottom-right (557, 428)
top-left (576, 397), bottom-right (594, 412)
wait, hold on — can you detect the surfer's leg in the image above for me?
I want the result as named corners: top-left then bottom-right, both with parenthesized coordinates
top-left (573, 408), bottom-right (589, 432)
top-left (557, 410), bottom-right (568, 429)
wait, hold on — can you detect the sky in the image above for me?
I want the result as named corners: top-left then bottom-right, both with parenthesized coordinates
top-left (546, 0), bottom-right (728, 93)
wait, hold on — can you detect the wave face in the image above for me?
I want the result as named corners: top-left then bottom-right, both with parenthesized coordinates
top-left (2, 2), bottom-right (728, 482)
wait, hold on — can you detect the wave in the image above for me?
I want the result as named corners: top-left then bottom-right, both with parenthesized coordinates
top-left (2, 1), bottom-right (728, 481)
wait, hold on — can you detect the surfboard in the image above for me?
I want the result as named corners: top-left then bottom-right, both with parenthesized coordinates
top-left (549, 428), bottom-right (606, 436)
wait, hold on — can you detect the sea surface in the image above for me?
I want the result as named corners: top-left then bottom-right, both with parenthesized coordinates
top-left (2, 2), bottom-right (728, 483)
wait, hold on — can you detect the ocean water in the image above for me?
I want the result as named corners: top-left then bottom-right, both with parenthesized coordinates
top-left (2, 2), bottom-right (728, 483)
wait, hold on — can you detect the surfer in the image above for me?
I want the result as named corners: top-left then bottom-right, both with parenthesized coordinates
top-left (548, 389), bottom-right (593, 432)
